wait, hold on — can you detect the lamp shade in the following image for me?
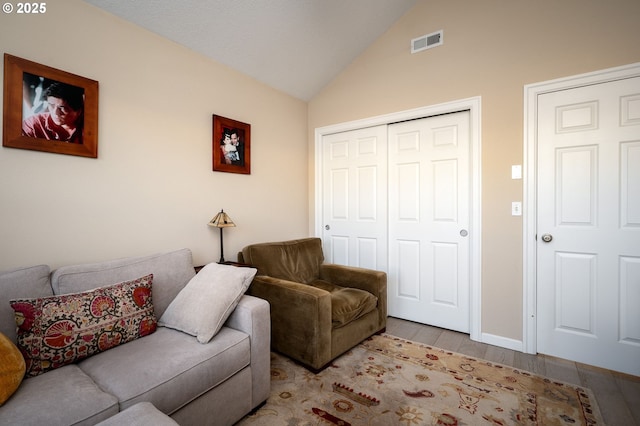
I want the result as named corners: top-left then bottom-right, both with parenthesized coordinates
top-left (208, 210), bottom-right (236, 228)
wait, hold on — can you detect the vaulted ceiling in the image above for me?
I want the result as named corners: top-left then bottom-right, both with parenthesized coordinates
top-left (83, 0), bottom-right (418, 101)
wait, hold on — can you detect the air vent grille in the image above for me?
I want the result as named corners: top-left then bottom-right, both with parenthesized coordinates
top-left (411, 30), bottom-right (444, 54)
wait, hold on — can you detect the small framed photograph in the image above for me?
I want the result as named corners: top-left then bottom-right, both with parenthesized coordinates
top-left (2, 54), bottom-right (99, 158)
top-left (212, 115), bottom-right (250, 174)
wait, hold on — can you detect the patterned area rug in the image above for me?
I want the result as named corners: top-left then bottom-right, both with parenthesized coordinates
top-left (238, 334), bottom-right (603, 425)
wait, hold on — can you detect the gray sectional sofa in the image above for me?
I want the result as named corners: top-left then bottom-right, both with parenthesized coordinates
top-left (0, 248), bottom-right (270, 425)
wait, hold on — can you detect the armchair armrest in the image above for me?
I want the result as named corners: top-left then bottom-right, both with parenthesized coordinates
top-left (319, 264), bottom-right (387, 297)
top-left (247, 275), bottom-right (332, 369)
top-left (319, 264), bottom-right (387, 328)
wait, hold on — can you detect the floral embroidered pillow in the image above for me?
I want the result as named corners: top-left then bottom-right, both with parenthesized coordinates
top-left (10, 274), bottom-right (157, 377)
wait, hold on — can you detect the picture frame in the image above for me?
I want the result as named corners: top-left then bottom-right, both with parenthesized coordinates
top-left (212, 114), bottom-right (251, 174)
top-left (2, 54), bottom-right (99, 158)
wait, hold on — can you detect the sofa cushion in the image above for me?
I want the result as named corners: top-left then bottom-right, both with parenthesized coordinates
top-left (241, 238), bottom-right (324, 284)
top-left (0, 364), bottom-right (119, 425)
top-left (11, 274), bottom-right (157, 377)
top-left (310, 280), bottom-right (378, 327)
top-left (159, 263), bottom-right (257, 343)
top-left (51, 248), bottom-right (195, 319)
top-left (0, 331), bottom-right (25, 405)
top-left (0, 265), bottom-right (52, 344)
top-left (96, 402), bottom-right (179, 426)
top-left (78, 326), bottom-right (250, 414)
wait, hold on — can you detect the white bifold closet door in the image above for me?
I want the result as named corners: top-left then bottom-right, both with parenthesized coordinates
top-left (322, 111), bottom-right (471, 333)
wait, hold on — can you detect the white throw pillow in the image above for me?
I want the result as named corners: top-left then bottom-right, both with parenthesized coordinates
top-left (158, 263), bottom-right (257, 343)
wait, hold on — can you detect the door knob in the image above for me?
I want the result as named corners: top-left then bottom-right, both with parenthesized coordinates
top-left (460, 229), bottom-right (468, 237)
top-left (325, 225), bottom-right (330, 230)
top-left (541, 234), bottom-right (553, 243)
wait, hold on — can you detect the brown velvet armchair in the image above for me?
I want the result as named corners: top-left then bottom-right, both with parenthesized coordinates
top-left (238, 238), bottom-right (387, 371)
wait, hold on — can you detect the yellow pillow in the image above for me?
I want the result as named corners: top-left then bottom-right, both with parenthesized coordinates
top-left (0, 331), bottom-right (25, 405)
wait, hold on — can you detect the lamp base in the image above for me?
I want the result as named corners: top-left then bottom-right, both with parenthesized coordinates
top-left (219, 227), bottom-right (225, 263)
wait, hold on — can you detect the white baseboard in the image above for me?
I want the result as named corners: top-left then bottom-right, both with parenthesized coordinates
top-left (480, 333), bottom-right (523, 352)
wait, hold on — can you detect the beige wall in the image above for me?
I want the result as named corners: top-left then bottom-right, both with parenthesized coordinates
top-left (0, 0), bottom-right (309, 270)
top-left (308, 0), bottom-right (640, 341)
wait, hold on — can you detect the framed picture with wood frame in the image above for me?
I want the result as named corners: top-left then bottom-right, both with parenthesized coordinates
top-left (2, 54), bottom-right (99, 158)
top-left (212, 114), bottom-right (251, 174)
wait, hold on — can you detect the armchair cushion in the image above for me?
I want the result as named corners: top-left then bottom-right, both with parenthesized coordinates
top-left (309, 280), bottom-right (378, 327)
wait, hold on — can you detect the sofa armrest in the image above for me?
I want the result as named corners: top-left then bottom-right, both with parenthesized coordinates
top-left (225, 295), bottom-right (271, 409)
top-left (247, 275), bottom-right (332, 370)
top-left (319, 264), bottom-right (387, 328)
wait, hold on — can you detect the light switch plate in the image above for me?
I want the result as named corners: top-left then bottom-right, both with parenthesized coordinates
top-left (512, 202), bottom-right (522, 216)
top-left (512, 165), bottom-right (522, 179)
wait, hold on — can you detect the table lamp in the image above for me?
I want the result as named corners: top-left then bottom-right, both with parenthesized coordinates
top-left (208, 209), bottom-right (236, 263)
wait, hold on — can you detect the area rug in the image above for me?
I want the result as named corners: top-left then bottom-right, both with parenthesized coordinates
top-left (238, 334), bottom-right (603, 425)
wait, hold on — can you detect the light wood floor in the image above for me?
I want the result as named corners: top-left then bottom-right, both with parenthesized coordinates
top-left (386, 316), bottom-right (640, 426)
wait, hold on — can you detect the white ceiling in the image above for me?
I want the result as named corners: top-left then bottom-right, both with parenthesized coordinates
top-left (83, 0), bottom-right (417, 101)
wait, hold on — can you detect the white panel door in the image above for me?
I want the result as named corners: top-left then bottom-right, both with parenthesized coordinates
top-left (388, 112), bottom-right (471, 333)
top-left (537, 76), bottom-right (640, 376)
top-left (321, 125), bottom-right (388, 271)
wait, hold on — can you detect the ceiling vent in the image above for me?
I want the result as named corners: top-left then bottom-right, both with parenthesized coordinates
top-left (411, 30), bottom-right (443, 54)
